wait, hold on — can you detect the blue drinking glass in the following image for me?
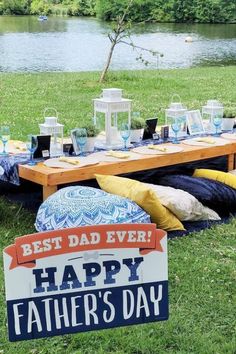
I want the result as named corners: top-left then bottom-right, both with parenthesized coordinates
top-left (0, 126), bottom-right (10, 156)
top-left (213, 116), bottom-right (222, 136)
top-left (120, 123), bottom-right (130, 150)
top-left (26, 134), bottom-right (38, 166)
top-left (171, 120), bottom-right (181, 144)
top-left (75, 128), bottom-right (87, 156)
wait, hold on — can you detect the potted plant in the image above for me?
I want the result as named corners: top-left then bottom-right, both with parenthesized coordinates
top-left (222, 108), bottom-right (236, 131)
top-left (81, 122), bottom-right (100, 152)
top-left (130, 116), bottom-right (146, 143)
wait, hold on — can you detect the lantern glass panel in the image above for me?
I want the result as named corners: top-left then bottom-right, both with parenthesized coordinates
top-left (39, 120), bottom-right (64, 157)
top-left (165, 107), bottom-right (187, 137)
top-left (202, 100), bottom-right (223, 133)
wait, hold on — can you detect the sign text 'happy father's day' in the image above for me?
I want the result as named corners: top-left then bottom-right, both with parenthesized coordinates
top-left (3, 223), bottom-right (168, 341)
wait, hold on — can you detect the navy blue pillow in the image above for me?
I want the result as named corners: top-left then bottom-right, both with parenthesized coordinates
top-left (156, 175), bottom-right (236, 216)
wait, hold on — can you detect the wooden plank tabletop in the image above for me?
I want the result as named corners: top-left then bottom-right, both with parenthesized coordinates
top-left (19, 141), bottom-right (236, 190)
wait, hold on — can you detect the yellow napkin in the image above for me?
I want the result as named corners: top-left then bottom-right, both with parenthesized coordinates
top-left (148, 144), bottom-right (167, 152)
top-left (12, 141), bottom-right (27, 151)
top-left (195, 137), bottom-right (215, 144)
top-left (106, 150), bottom-right (131, 159)
top-left (14, 144), bottom-right (27, 151)
top-left (59, 157), bottom-right (80, 165)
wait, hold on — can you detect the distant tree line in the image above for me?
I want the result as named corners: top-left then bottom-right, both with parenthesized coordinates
top-left (0, 0), bottom-right (96, 15)
top-left (0, 0), bottom-right (235, 23)
top-left (96, 0), bottom-right (236, 23)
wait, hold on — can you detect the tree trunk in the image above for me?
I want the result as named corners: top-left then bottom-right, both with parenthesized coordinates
top-left (99, 42), bottom-right (116, 83)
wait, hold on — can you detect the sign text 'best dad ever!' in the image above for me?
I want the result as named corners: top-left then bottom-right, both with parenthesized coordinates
top-left (3, 223), bottom-right (168, 341)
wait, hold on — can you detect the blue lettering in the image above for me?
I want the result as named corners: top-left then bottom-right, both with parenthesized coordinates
top-left (122, 257), bottom-right (144, 282)
top-left (59, 265), bottom-right (82, 290)
top-left (103, 260), bottom-right (121, 284)
top-left (33, 267), bottom-right (58, 293)
top-left (83, 262), bottom-right (101, 287)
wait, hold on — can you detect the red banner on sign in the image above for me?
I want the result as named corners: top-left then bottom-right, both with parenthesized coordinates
top-left (4, 224), bottom-right (166, 270)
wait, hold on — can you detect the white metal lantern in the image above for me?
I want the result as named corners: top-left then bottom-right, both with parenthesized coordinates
top-left (93, 88), bottom-right (132, 149)
top-left (165, 95), bottom-right (187, 137)
top-left (39, 108), bottom-right (64, 157)
top-left (202, 100), bottom-right (223, 133)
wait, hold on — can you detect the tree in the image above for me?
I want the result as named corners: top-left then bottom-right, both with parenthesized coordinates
top-left (99, 0), bottom-right (162, 83)
top-left (2, 0), bottom-right (30, 14)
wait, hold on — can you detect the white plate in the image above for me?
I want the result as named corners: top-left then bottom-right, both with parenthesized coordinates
top-left (1, 140), bottom-right (27, 154)
top-left (182, 137), bottom-right (229, 147)
top-left (132, 145), bottom-right (183, 155)
top-left (221, 133), bottom-right (236, 141)
top-left (89, 151), bottom-right (140, 162)
top-left (44, 156), bottom-right (99, 169)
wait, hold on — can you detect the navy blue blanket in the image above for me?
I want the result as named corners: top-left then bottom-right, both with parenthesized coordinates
top-left (0, 155), bottom-right (231, 238)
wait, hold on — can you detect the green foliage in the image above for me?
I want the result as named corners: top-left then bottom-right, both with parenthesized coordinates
top-left (80, 122), bottom-right (100, 136)
top-left (0, 0), bottom-right (95, 15)
top-left (96, 0), bottom-right (236, 23)
top-left (30, 0), bottom-right (52, 15)
top-left (131, 116), bottom-right (146, 129)
top-left (223, 108), bottom-right (236, 118)
top-left (1, 0), bottom-right (30, 15)
top-left (67, 0), bottom-right (95, 16)
top-left (1, 0), bottom-right (235, 22)
top-left (96, 0), bottom-right (155, 22)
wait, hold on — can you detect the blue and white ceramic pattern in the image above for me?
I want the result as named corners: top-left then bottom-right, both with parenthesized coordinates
top-left (35, 186), bottom-right (151, 231)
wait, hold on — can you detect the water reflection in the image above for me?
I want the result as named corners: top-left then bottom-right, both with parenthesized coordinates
top-left (0, 15), bottom-right (68, 33)
top-left (0, 16), bottom-right (235, 72)
top-left (131, 22), bottom-right (236, 39)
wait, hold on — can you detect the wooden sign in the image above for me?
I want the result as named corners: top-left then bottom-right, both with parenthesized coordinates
top-left (3, 223), bottom-right (168, 342)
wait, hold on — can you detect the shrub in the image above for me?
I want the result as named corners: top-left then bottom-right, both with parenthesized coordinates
top-left (223, 108), bottom-right (236, 118)
top-left (2, 0), bottom-right (31, 14)
top-left (131, 117), bottom-right (146, 129)
top-left (30, 0), bottom-right (52, 14)
top-left (81, 122), bottom-right (100, 137)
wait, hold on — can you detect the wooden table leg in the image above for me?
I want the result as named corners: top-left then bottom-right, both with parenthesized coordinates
top-left (43, 186), bottom-right (58, 201)
top-left (227, 153), bottom-right (235, 171)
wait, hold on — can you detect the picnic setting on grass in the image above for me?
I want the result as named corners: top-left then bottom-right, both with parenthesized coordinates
top-left (1, 88), bottom-right (236, 238)
top-left (0, 0), bottom-right (235, 348)
top-left (1, 85), bottom-right (236, 345)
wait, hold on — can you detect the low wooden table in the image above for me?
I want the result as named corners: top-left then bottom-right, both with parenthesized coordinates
top-left (18, 141), bottom-right (236, 201)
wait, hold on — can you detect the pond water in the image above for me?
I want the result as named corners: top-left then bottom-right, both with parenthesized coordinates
top-left (0, 16), bottom-right (235, 72)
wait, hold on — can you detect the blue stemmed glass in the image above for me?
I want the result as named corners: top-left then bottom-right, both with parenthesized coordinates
top-left (171, 120), bottom-right (181, 144)
top-left (0, 126), bottom-right (10, 156)
top-left (26, 134), bottom-right (38, 166)
top-left (120, 123), bottom-right (130, 150)
top-left (75, 128), bottom-right (87, 156)
top-left (213, 116), bottom-right (222, 136)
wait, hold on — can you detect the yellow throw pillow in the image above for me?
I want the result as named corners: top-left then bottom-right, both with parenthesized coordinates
top-left (193, 169), bottom-right (236, 189)
top-left (95, 174), bottom-right (184, 231)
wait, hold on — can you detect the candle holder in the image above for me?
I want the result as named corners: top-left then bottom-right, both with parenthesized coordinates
top-left (39, 108), bottom-right (64, 157)
top-left (93, 88), bottom-right (132, 150)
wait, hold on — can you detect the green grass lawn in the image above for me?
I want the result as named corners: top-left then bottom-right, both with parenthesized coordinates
top-left (0, 67), bottom-right (236, 353)
top-left (0, 67), bottom-right (235, 139)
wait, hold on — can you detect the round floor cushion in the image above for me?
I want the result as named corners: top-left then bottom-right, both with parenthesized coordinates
top-left (35, 186), bottom-right (151, 231)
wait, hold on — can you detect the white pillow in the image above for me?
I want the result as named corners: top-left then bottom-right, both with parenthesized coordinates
top-left (146, 183), bottom-right (221, 221)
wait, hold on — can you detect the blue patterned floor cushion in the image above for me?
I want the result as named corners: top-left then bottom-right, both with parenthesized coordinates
top-left (35, 186), bottom-right (151, 231)
top-left (156, 175), bottom-right (236, 217)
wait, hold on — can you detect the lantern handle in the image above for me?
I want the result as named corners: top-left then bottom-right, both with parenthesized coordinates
top-left (43, 107), bottom-right (58, 118)
top-left (171, 94), bottom-right (181, 104)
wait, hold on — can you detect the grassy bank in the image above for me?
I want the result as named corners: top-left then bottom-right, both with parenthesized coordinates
top-left (0, 67), bottom-right (235, 140)
top-left (0, 67), bottom-right (236, 353)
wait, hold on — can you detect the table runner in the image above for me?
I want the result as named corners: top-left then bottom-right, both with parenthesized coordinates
top-left (0, 134), bottom-right (230, 186)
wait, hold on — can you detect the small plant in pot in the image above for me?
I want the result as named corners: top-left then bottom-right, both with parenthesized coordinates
top-left (130, 116), bottom-right (146, 143)
top-left (222, 108), bottom-right (236, 131)
top-left (81, 122), bottom-right (100, 152)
